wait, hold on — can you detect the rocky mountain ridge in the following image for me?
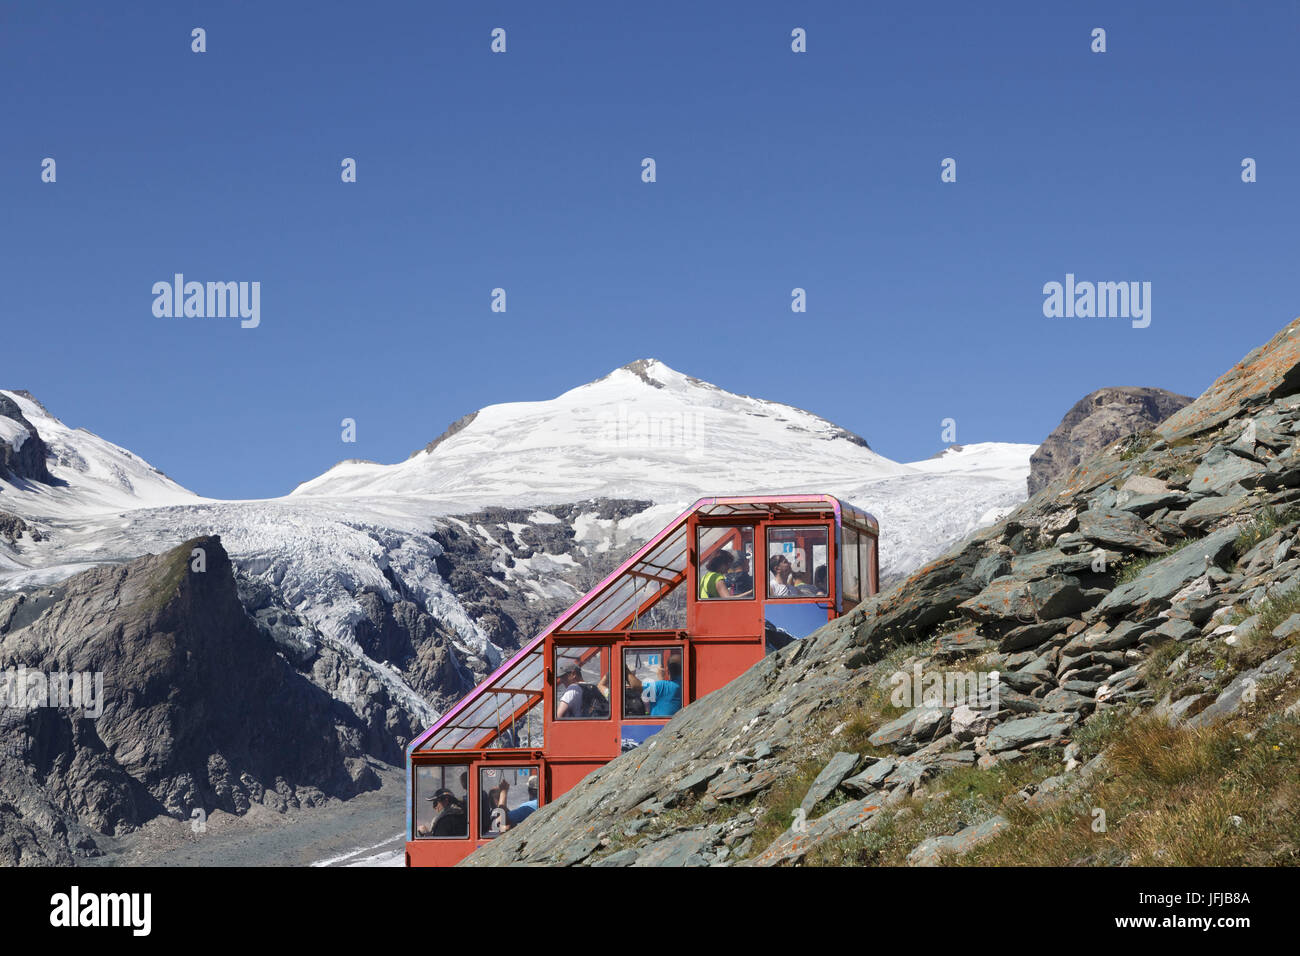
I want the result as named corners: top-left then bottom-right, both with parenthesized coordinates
top-left (0, 537), bottom-right (379, 864)
top-left (1027, 386), bottom-right (1191, 496)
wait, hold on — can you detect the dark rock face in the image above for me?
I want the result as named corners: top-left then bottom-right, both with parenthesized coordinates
top-left (0, 394), bottom-right (53, 485)
top-left (1028, 387), bottom-right (1191, 496)
top-left (0, 536), bottom-right (376, 864)
top-left (463, 316), bottom-right (1300, 868)
top-left (0, 511), bottom-right (41, 544)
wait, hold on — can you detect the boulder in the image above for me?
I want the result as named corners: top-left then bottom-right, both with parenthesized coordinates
top-left (842, 759), bottom-right (895, 793)
top-left (868, 706), bottom-right (950, 752)
top-left (632, 826), bottom-right (722, 867)
top-left (932, 625), bottom-right (994, 662)
top-left (748, 797), bottom-right (882, 867)
top-left (1159, 319), bottom-right (1300, 444)
top-left (951, 703), bottom-right (996, 740)
top-left (998, 617), bottom-right (1081, 653)
top-left (1178, 493), bottom-right (1250, 530)
top-left (1188, 446), bottom-right (1267, 495)
top-left (799, 752), bottom-right (859, 815)
top-left (707, 767), bottom-right (780, 802)
top-left (1077, 507), bottom-right (1168, 554)
top-left (1185, 647), bottom-right (1296, 728)
top-left (960, 575), bottom-right (1093, 624)
top-left (907, 815), bottom-right (1010, 866)
top-left (984, 713), bottom-right (1078, 752)
top-left (1096, 526), bottom-right (1240, 616)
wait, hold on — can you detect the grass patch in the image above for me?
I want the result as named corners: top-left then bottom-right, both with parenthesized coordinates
top-left (1233, 504), bottom-right (1300, 557)
top-left (1070, 707), bottom-right (1129, 762)
top-left (745, 756), bottom-right (828, 855)
top-left (956, 695), bottom-right (1300, 866)
top-left (1113, 536), bottom-right (1196, 586)
top-left (1221, 583), bottom-right (1300, 673)
top-left (143, 539), bottom-right (198, 613)
top-left (737, 640), bottom-right (934, 859)
top-left (1118, 431), bottom-right (1156, 461)
top-left (804, 751), bottom-right (1058, 866)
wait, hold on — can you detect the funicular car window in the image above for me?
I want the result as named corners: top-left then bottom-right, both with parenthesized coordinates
top-left (554, 645), bottom-right (610, 720)
top-left (414, 763), bottom-right (470, 839)
top-left (696, 525), bottom-right (755, 600)
top-left (488, 697), bottom-right (544, 749)
top-left (842, 526), bottom-right (861, 605)
top-left (621, 646), bottom-right (684, 718)
top-left (857, 530), bottom-right (875, 597)
top-left (766, 525), bottom-right (829, 598)
top-left (478, 765), bottom-right (540, 838)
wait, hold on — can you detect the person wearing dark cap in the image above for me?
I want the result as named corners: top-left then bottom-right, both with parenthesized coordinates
top-left (421, 787), bottom-right (467, 837)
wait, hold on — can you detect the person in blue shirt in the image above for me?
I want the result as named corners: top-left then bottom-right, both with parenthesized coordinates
top-left (642, 656), bottom-right (683, 717)
top-left (500, 775), bottom-right (539, 832)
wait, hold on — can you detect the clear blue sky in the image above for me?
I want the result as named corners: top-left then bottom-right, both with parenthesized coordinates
top-left (3, 1), bottom-right (1297, 499)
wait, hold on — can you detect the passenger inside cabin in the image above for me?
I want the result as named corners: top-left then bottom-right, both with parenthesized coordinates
top-left (555, 664), bottom-right (585, 719)
top-left (725, 559), bottom-right (754, 596)
top-left (641, 654), bottom-right (683, 717)
top-left (768, 554), bottom-right (795, 597)
top-left (789, 566), bottom-right (827, 596)
top-left (618, 664), bottom-right (645, 716)
top-left (420, 788), bottom-right (468, 837)
top-left (699, 550), bottom-right (737, 599)
top-left (498, 775), bottom-right (540, 832)
top-left (484, 776), bottom-right (508, 834)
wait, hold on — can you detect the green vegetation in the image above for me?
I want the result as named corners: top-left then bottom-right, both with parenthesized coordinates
top-left (1234, 504), bottom-right (1300, 557)
top-left (1118, 431), bottom-right (1156, 462)
top-left (1113, 536), bottom-right (1196, 586)
top-left (804, 752), bottom-right (1057, 866)
top-left (958, 696), bottom-right (1300, 866)
top-left (1222, 584), bottom-right (1300, 675)
top-left (807, 687), bottom-right (1300, 867)
top-left (143, 539), bottom-right (199, 613)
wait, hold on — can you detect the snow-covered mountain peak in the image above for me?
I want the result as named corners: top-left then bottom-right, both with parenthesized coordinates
top-left (291, 360), bottom-right (905, 503)
top-left (605, 358), bottom-right (689, 390)
top-left (0, 389), bottom-right (201, 518)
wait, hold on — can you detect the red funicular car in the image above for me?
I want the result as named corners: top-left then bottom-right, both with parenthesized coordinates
top-left (405, 494), bottom-right (879, 866)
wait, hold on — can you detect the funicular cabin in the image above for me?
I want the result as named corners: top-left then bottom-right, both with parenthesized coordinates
top-left (405, 494), bottom-right (879, 867)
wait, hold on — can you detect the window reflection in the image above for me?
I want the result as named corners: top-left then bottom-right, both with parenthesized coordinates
top-left (842, 526), bottom-right (861, 605)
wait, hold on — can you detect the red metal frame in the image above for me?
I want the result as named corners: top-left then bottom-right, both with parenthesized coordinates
top-left (405, 494), bottom-right (879, 867)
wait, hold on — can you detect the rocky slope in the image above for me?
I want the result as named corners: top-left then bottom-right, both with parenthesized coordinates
top-left (467, 318), bottom-right (1300, 867)
top-left (1027, 387), bottom-right (1191, 496)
